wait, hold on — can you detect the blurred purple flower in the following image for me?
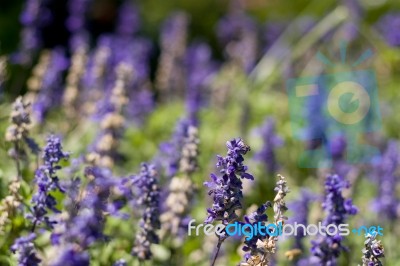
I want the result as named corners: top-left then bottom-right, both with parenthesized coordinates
top-left (185, 42), bottom-right (217, 125)
top-left (51, 246), bottom-right (90, 266)
top-left (156, 12), bottom-right (188, 99)
top-left (377, 13), bottom-right (400, 47)
top-left (116, 1), bottom-right (140, 36)
top-left (310, 174), bottom-right (357, 265)
top-left (32, 49), bottom-right (68, 123)
top-left (254, 118), bottom-right (283, 174)
top-left (216, 6), bottom-right (258, 73)
top-left (11, 233), bottom-right (41, 266)
top-left (131, 163), bottom-right (161, 261)
top-left (204, 138), bottom-right (253, 225)
top-left (157, 119), bottom-right (192, 178)
top-left (288, 189), bottom-right (315, 251)
top-left (15, 0), bottom-right (47, 64)
top-left (372, 141), bottom-right (400, 220)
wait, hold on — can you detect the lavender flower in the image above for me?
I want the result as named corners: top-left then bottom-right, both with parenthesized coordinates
top-left (241, 202), bottom-right (272, 261)
top-left (204, 138), bottom-right (254, 266)
top-left (81, 36), bottom-right (112, 116)
top-left (116, 1), bottom-right (140, 36)
top-left (86, 63), bottom-right (131, 168)
top-left (288, 189), bottom-right (315, 252)
top-left (11, 233), bottom-right (41, 266)
top-left (310, 174), bottom-right (357, 265)
top-left (16, 0), bottom-right (47, 64)
top-left (372, 141), bottom-right (400, 220)
top-left (240, 175), bottom-right (289, 266)
top-left (160, 125), bottom-right (199, 244)
top-left (185, 43), bottom-right (216, 126)
top-left (66, 0), bottom-right (91, 40)
top-left (155, 12), bottom-right (188, 100)
top-left (377, 12), bottom-right (400, 47)
top-left (6, 96), bottom-right (40, 175)
top-left (204, 138), bottom-right (254, 225)
top-left (158, 119), bottom-right (192, 178)
top-left (361, 233), bottom-right (384, 266)
top-left (254, 118), bottom-right (283, 174)
top-left (132, 163), bottom-right (161, 261)
top-left (27, 49), bottom-right (68, 123)
top-left (216, 2), bottom-right (258, 73)
top-left (62, 43), bottom-right (88, 118)
top-left (51, 166), bottom-right (113, 265)
top-left (51, 246), bottom-right (90, 266)
top-left (28, 135), bottom-right (69, 229)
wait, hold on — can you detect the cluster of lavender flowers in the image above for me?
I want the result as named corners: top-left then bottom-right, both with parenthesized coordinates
top-left (204, 138), bottom-right (254, 225)
top-left (372, 141), bottom-right (400, 221)
top-left (51, 166), bottom-right (114, 265)
top-left (156, 12), bottom-right (188, 99)
top-left (241, 175), bottom-right (290, 266)
top-left (377, 12), bottom-right (400, 47)
top-left (86, 63), bottom-right (131, 168)
top-left (309, 174), bottom-right (358, 265)
top-left (28, 135), bottom-right (70, 229)
top-left (254, 118), bottom-right (283, 174)
top-left (11, 135), bottom-right (69, 265)
top-left (5, 97), bottom-right (40, 173)
top-left (361, 233), bottom-right (384, 266)
top-left (160, 124), bottom-right (199, 245)
top-left (25, 49), bottom-right (68, 123)
top-left (131, 163), bottom-right (161, 261)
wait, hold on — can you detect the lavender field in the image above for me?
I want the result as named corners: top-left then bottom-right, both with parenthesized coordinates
top-left (0, 0), bottom-right (399, 265)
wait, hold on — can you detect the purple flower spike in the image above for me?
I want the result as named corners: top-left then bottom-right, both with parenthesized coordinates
top-left (372, 141), bottom-right (400, 221)
top-left (204, 138), bottom-right (253, 225)
top-left (377, 12), bottom-right (400, 47)
top-left (28, 135), bottom-right (69, 229)
top-left (11, 233), bottom-right (41, 266)
top-left (254, 118), bottom-right (283, 174)
top-left (132, 163), bottom-right (161, 261)
top-left (310, 174), bottom-right (357, 265)
top-left (51, 246), bottom-right (89, 266)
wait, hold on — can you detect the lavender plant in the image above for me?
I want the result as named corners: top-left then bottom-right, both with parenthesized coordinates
top-left (131, 163), bottom-right (161, 261)
top-left (155, 12), bottom-right (188, 100)
top-left (254, 118), bottom-right (283, 174)
top-left (309, 174), bottom-right (358, 265)
top-left (377, 12), bottom-right (400, 47)
top-left (160, 125), bottom-right (199, 245)
top-left (217, 0), bottom-right (258, 73)
top-left (204, 138), bottom-right (253, 265)
top-left (28, 135), bottom-right (69, 230)
top-left (51, 167), bottom-right (114, 265)
top-left (25, 49), bottom-right (68, 123)
top-left (372, 141), bottom-right (400, 221)
top-left (5, 96), bottom-right (39, 176)
top-left (11, 233), bottom-right (41, 266)
top-left (86, 63), bottom-right (130, 168)
top-left (287, 189), bottom-right (315, 252)
top-left (241, 175), bottom-right (290, 266)
top-left (361, 233), bottom-right (384, 266)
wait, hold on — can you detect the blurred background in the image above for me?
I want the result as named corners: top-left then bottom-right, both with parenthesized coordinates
top-left (0, 0), bottom-right (400, 265)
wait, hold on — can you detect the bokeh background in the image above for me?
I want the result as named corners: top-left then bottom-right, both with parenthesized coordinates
top-left (0, 0), bottom-right (400, 265)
